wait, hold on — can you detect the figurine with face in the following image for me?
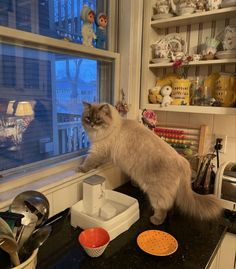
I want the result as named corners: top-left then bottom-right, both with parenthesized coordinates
top-left (96, 13), bottom-right (108, 49)
top-left (160, 85), bottom-right (173, 107)
top-left (81, 5), bottom-right (96, 47)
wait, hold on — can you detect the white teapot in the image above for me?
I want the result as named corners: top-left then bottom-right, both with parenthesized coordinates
top-left (151, 40), bottom-right (169, 59)
top-left (152, 47), bottom-right (169, 59)
top-left (170, 0), bottom-right (196, 16)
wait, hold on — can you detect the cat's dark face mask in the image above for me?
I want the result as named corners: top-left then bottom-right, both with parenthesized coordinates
top-left (82, 102), bottom-right (112, 131)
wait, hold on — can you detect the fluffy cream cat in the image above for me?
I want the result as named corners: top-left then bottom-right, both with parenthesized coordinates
top-left (78, 102), bottom-right (222, 225)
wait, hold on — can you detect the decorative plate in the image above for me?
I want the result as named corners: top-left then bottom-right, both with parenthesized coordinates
top-left (152, 34), bottom-right (186, 62)
top-left (165, 33), bottom-right (186, 54)
top-left (137, 230), bottom-right (178, 256)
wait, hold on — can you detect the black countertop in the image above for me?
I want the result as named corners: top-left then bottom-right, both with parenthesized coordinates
top-left (37, 182), bottom-right (235, 269)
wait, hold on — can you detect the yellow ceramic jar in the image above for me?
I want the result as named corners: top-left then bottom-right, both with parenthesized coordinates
top-left (215, 74), bottom-right (236, 107)
top-left (171, 78), bottom-right (191, 105)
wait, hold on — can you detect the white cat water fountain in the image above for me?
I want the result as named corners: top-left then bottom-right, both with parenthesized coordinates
top-left (71, 175), bottom-right (140, 240)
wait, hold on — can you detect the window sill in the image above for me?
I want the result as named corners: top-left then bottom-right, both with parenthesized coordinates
top-left (0, 157), bottom-right (124, 210)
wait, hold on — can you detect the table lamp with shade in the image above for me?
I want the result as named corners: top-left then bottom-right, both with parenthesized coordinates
top-left (6, 101), bottom-right (34, 117)
top-left (6, 100), bottom-right (15, 115)
top-left (15, 101), bottom-right (34, 117)
top-left (5, 101), bottom-right (34, 151)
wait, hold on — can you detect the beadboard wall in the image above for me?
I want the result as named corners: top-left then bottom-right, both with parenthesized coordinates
top-left (156, 111), bottom-right (236, 164)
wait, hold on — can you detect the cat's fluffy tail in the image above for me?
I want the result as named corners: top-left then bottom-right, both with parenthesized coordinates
top-left (176, 165), bottom-right (223, 220)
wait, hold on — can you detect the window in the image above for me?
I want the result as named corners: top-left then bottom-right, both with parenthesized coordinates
top-left (0, 0), bottom-right (119, 173)
top-left (0, 0), bottom-right (108, 47)
top-left (2, 45), bottom-right (16, 87)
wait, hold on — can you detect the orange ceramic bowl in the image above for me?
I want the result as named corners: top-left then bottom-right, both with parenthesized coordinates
top-left (78, 227), bottom-right (110, 257)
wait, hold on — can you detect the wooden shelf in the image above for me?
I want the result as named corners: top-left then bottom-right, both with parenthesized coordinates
top-left (149, 58), bottom-right (236, 68)
top-left (142, 104), bottom-right (236, 115)
top-left (151, 7), bottom-right (236, 29)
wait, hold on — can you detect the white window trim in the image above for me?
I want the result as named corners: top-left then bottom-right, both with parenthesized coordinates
top-left (0, 7), bottom-right (120, 205)
top-left (0, 26), bottom-right (120, 65)
top-left (118, 0), bottom-right (143, 120)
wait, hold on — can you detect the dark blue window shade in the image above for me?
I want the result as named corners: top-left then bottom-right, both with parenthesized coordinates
top-left (24, 58), bottom-right (40, 89)
top-left (2, 55), bottom-right (16, 87)
top-left (2, 44), bottom-right (16, 87)
top-left (16, 0), bottom-right (32, 32)
top-left (0, 0), bottom-right (12, 26)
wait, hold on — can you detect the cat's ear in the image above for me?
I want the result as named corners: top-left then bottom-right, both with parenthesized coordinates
top-left (99, 104), bottom-right (111, 117)
top-left (82, 101), bottom-right (91, 110)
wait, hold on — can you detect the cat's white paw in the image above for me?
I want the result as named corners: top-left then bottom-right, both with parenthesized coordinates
top-left (150, 215), bottom-right (164, 225)
top-left (77, 165), bottom-right (88, 173)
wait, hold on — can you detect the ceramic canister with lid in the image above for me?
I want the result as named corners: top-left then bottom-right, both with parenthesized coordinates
top-left (214, 73), bottom-right (236, 107)
top-left (83, 175), bottom-right (106, 216)
top-left (171, 78), bottom-right (191, 105)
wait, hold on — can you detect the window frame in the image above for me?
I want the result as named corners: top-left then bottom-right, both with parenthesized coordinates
top-left (0, 3), bottom-right (120, 178)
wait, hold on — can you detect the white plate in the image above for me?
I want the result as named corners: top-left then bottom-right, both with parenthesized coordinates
top-left (165, 33), bottom-right (186, 54)
top-left (215, 50), bottom-right (236, 59)
top-left (150, 58), bottom-right (171, 63)
top-left (152, 13), bottom-right (174, 20)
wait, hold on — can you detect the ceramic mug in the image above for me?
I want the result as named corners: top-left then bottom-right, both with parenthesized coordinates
top-left (151, 43), bottom-right (169, 58)
top-left (155, 49), bottom-right (169, 58)
top-left (192, 54), bottom-right (202, 61)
